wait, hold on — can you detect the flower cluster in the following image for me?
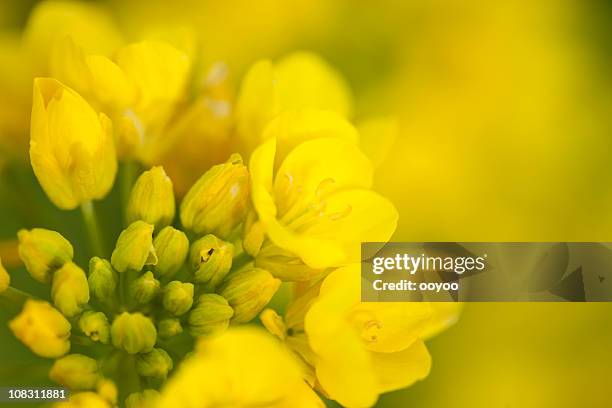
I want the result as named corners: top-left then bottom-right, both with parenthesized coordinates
top-left (0, 2), bottom-right (461, 407)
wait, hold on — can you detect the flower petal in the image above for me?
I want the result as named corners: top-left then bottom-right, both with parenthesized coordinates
top-left (370, 340), bottom-right (431, 393)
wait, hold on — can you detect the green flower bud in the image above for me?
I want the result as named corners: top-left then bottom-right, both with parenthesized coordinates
top-left (180, 154), bottom-right (249, 239)
top-left (88, 257), bottom-right (117, 303)
top-left (111, 221), bottom-right (157, 273)
top-left (153, 226), bottom-right (189, 277)
top-left (162, 281), bottom-right (194, 316)
top-left (157, 318), bottom-right (183, 339)
top-left (111, 312), bottom-right (157, 354)
top-left (127, 166), bottom-right (176, 230)
top-left (129, 271), bottom-right (160, 304)
top-left (78, 311), bottom-right (110, 344)
top-left (136, 348), bottom-right (173, 379)
top-left (125, 390), bottom-right (159, 408)
top-left (190, 234), bottom-right (233, 291)
top-left (17, 228), bottom-right (73, 284)
top-left (51, 262), bottom-right (89, 317)
top-left (188, 294), bottom-right (233, 336)
top-left (242, 209), bottom-right (265, 257)
top-left (49, 354), bottom-right (99, 390)
top-left (220, 268), bottom-right (281, 323)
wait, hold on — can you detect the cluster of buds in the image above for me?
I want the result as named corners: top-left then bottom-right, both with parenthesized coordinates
top-left (7, 155), bottom-right (281, 406)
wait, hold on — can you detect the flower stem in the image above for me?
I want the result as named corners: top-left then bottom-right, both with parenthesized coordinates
top-left (81, 201), bottom-right (105, 257)
top-left (120, 161), bottom-right (138, 225)
top-left (0, 286), bottom-right (35, 308)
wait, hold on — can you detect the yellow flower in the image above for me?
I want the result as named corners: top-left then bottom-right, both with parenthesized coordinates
top-left (49, 354), bottom-right (100, 390)
top-left (9, 299), bottom-right (71, 358)
top-left (51, 261), bottom-right (90, 317)
top-left (0, 257), bottom-right (10, 293)
top-left (248, 112), bottom-right (398, 280)
top-left (304, 265), bottom-right (432, 407)
top-left (30, 78), bottom-right (117, 209)
top-left (157, 327), bottom-right (322, 407)
top-left (52, 391), bottom-right (111, 408)
top-left (235, 52), bottom-right (353, 154)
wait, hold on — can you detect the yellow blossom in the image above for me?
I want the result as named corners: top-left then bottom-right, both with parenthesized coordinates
top-left (9, 299), bottom-right (71, 358)
top-left (0, 257), bottom-right (10, 293)
top-left (157, 327), bottom-right (322, 407)
top-left (248, 113), bottom-right (398, 280)
top-left (235, 52), bottom-right (353, 154)
top-left (30, 78), bottom-right (117, 209)
top-left (304, 265), bottom-right (432, 407)
top-left (51, 261), bottom-right (90, 317)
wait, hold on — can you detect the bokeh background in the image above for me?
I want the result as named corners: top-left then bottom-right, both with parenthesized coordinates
top-left (1, 0), bottom-right (612, 406)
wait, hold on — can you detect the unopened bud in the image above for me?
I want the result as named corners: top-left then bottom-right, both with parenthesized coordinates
top-left (125, 390), bottom-right (159, 408)
top-left (129, 271), bottom-right (160, 304)
top-left (78, 311), bottom-right (110, 344)
top-left (260, 308), bottom-right (287, 340)
top-left (180, 154), bottom-right (249, 238)
top-left (0, 257), bottom-right (10, 293)
top-left (220, 268), bottom-right (280, 323)
top-left (96, 378), bottom-right (118, 405)
top-left (17, 228), bottom-right (73, 284)
top-left (111, 221), bottom-right (157, 273)
top-left (162, 281), bottom-right (194, 316)
top-left (190, 235), bottom-right (233, 291)
top-left (136, 348), bottom-right (173, 379)
top-left (153, 227), bottom-right (189, 277)
top-left (242, 209), bottom-right (265, 257)
top-left (111, 312), bottom-right (157, 354)
top-left (51, 262), bottom-right (90, 317)
top-left (126, 166), bottom-right (176, 229)
top-left (49, 354), bottom-right (99, 390)
top-left (157, 318), bottom-right (183, 339)
top-left (188, 294), bottom-right (233, 336)
top-left (9, 299), bottom-right (71, 358)
top-left (88, 257), bottom-right (117, 303)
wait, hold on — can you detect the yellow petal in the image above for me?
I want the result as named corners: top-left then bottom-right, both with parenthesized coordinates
top-left (261, 109), bottom-right (359, 165)
top-left (23, 1), bottom-right (122, 75)
top-left (358, 117), bottom-right (398, 169)
top-left (250, 137), bottom-right (278, 221)
top-left (370, 340), bottom-right (431, 394)
top-left (274, 137), bottom-right (373, 219)
top-left (274, 52), bottom-right (353, 118)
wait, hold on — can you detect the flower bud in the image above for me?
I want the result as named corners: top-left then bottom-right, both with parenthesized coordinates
top-left (188, 294), bottom-right (233, 336)
top-left (78, 311), bottom-right (110, 344)
top-left (157, 318), bottom-right (183, 339)
top-left (220, 268), bottom-right (281, 323)
top-left (125, 390), bottom-right (160, 408)
top-left (30, 78), bottom-right (117, 210)
top-left (17, 228), bottom-right (73, 284)
top-left (111, 221), bottom-right (157, 273)
top-left (180, 154), bottom-right (249, 238)
top-left (96, 378), bottom-right (118, 405)
top-left (242, 209), bottom-right (265, 257)
top-left (129, 271), bottom-right (161, 304)
top-left (162, 281), bottom-right (194, 316)
top-left (136, 348), bottom-right (173, 379)
top-left (88, 257), bottom-right (117, 303)
top-left (9, 299), bottom-right (71, 358)
top-left (153, 226), bottom-right (189, 277)
top-left (0, 257), bottom-right (10, 293)
top-left (190, 234), bottom-right (233, 291)
top-left (51, 262), bottom-right (90, 317)
top-left (260, 308), bottom-right (287, 340)
top-left (49, 354), bottom-right (99, 390)
top-left (111, 312), bottom-right (157, 354)
top-left (126, 166), bottom-right (175, 229)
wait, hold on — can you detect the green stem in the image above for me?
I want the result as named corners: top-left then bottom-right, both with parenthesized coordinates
top-left (0, 286), bottom-right (35, 305)
top-left (119, 272), bottom-right (127, 308)
top-left (81, 201), bottom-right (105, 257)
top-left (120, 161), bottom-right (138, 225)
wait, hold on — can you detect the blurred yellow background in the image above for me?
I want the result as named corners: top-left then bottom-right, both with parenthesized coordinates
top-left (1, 0), bottom-right (612, 406)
